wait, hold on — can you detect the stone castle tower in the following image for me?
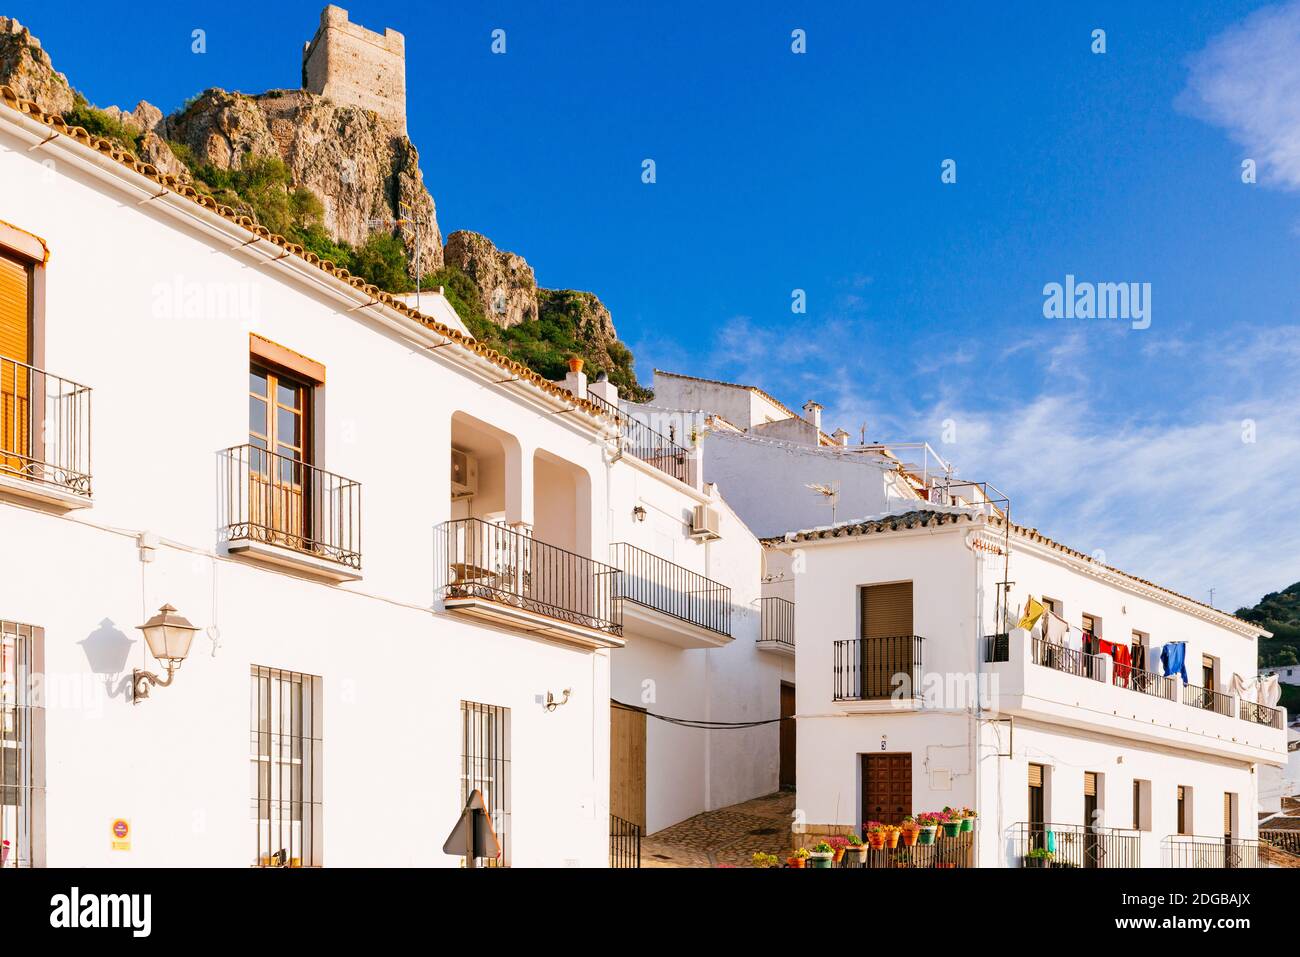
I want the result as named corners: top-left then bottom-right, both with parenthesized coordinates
top-left (302, 5), bottom-right (406, 134)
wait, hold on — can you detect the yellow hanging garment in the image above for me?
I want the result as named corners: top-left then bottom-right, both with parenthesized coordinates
top-left (1017, 597), bottom-right (1046, 631)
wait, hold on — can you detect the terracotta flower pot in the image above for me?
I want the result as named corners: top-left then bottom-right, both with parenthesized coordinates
top-left (901, 828), bottom-right (919, 847)
top-left (787, 857), bottom-right (805, 869)
top-left (868, 833), bottom-right (885, 850)
top-left (567, 356), bottom-right (584, 374)
top-left (833, 847), bottom-right (846, 863)
top-left (885, 830), bottom-right (901, 849)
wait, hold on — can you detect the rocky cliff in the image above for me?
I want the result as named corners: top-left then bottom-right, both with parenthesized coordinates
top-left (0, 13), bottom-right (649, 399)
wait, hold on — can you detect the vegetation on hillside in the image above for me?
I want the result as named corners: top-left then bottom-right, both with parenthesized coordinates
top-left (64, 95), bottom-right (144, 154)
top-left (147, 144), bottom-right (649, 396)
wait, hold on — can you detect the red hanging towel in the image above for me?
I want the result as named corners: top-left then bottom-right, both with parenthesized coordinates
top-left (1112, 644), bottom-right (1131, 687)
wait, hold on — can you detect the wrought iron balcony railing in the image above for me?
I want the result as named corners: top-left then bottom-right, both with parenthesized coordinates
top-left (220, 444), bottom-right (361, 569)
top-left (586, 392), bottom-right (692, 485)
top-left (610, 542), bottom-right (730, 637)
top-left (833, 636), bottom-right (924, 701)
top-left (437, 518), bottom-right (622, 638)
top-left (1162, 835), bottom-right (1265, 869)
top-left (0, 356), bottom-right (91, 497)
top-left (1024, 637), bottom-right (1285, 730)
top-left (1011, 822), bottom-right (1141, 868)
top-left (759, 597), bottom-right (795, 649)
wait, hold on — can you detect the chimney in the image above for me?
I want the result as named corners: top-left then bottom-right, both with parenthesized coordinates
top-left (832, 428), bottom-right (850, 447)
top-left (588, 371), bottom-right (619, 406)
top-left (802, 401), bottom-right (823, 430)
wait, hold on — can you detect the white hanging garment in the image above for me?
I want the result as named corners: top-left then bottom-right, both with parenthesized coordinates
top-left (1065, 625), bottom-right (1084, 650)
top-left (1231, 673), bottom-right (1260, 703)
top-left (1044, 612), bottom-right (1068, 645)
top-left (1260, 674), bottom-right (1282, 707)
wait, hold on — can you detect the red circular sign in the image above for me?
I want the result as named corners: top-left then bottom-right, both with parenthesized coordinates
top-left (112, 819), bottom-right (129, 839)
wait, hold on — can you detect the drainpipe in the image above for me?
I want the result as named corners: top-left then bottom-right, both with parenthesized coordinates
top-left (966, 528), bottom-right (985, 868)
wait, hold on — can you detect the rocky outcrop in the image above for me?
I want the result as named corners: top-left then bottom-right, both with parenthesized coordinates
top-left (163, 88), bottom-right (441, 270)
top-left (0, 16), bottom-right (74, 115)
top-left (444, 230), bottom-right (538, 328)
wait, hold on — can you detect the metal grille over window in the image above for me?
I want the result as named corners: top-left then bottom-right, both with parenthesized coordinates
top-left (250, 666), bottom-right (322, 867)
top-left (1, 620), bottom-right (43, 868)
top-left (461, 700), bottom-right (510, 867)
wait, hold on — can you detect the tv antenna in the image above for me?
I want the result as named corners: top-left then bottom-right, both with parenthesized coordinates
top-left (369, 200), bottom-right (430, 311)
top-left (806, 481), bottom-right (840, 524)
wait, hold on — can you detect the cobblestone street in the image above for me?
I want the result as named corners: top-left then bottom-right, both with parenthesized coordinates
top-left (641, 790), bottom-right (794, 868)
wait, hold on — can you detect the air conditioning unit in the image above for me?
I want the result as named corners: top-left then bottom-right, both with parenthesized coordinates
top-left (689, 504), bottom-right (722, 541)
top-left (451, 448), bottom-right (478, 499)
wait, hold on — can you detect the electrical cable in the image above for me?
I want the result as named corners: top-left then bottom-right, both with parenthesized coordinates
top-left (612, 699), bottom-right (784, 730)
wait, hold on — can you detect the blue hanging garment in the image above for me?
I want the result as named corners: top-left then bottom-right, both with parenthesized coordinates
top-left (1160, 641), bottom-right (1188, 684)
top-left (1046, 831), bottom-right (1056, 854)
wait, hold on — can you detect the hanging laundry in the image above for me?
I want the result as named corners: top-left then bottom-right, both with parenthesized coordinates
top-left (1132, 643), bottom-right (1147, 673)
top-left (1231, 673), bottom-right (1260, 703)
top-left (1065, 625), bottom-right (1084, 651)
top-left (1018, 597), bottom-right (1046, 631)
top-left (1160, 641), bottom-right (1188, 684)
top-left (1044, 611), bottom-right (1068, 645)
top-left (1112, 644), bottom-right (1132, 687)
top-left (1260, 674), bottom-right (1282, 708)
top-left (1004, 601), bottom-right (1022, 633)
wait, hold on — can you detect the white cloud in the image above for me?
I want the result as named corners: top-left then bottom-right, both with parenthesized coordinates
top-left (1182, 0), bottom-right (1300, 189)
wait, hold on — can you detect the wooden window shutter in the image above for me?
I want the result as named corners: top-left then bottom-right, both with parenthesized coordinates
top-left (0, 252), bottom-right (29, 364)
top-left (1083, 772), bottom-right (1097, 797)
top-left (1028, 763), bottom-right (1043, 788)
top-left (1176, 785), bottom-right (1184, 801)
top-left (1223, 793), bottom-right (1232, 834)
top-left (860, 582), bottom-right (913, 638)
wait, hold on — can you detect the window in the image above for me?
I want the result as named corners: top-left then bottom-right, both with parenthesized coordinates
top-left (0, 250), bottom-right (32, 476)
top-left (250, 666), bottom-right (322, 867)
top-left (1132, 779), bottom-right (1151, 831)
top-left (1028, 762), bottom-right (1047, 848)
top-left (1223, 792), bottom-right (1235, 840)
top-left (1, 620), bottom-right (43, 868)
top-left (247, 362), bottom-right (313, 545)
top-left (1177, 785), bottom-right (1191, 836)
top-left (461, 700), bottom-right (510, 866)
top-left (1081, 613), bottom-right (1100, 640)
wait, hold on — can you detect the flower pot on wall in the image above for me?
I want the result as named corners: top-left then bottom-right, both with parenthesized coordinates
top-left (917, 826), bottom-right (937, 846)
top-left (901, 827), bottom-right (919, 847)
top-left (961, 817), bottom-right (974, 833)
top-left (567, 356), bottom-right (584, 374)
top-left (808, 852), bottom-right (834, 869)
top-left (941, 821), bottom-right (962, 838)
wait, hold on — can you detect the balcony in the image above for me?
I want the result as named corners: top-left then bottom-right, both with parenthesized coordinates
top-left (437, 518), bottom-right (623, 650)
top-left (586, 393), bottom-right (692, 485)
top-left (833, 636), bottom-right (924, 709)
top-left (1162, 835), bottom-right (1264, 869)
top-left (757, 597), bottom-right (795, 656)
top-left (609, 542), bottom-right (730, 648)
top-left (219, 444), bottom-right (361, 581)
top-left (0, 357), bottom-right (91, 508)
top-left (985, 631), bottom-right (1287, 762)
top-left (1010, 822), bottom-right (1141, 868)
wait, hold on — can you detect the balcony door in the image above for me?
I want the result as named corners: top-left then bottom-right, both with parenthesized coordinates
top-left (859, 582), bottom-right (913, 698)
top-left (248, 363), bottom-right (312, 549)
top-left (0, 252), bottom-right (31, 475)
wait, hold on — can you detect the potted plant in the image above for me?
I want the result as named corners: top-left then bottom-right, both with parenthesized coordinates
top-left (865, 821), bottom-right (885, 850)
top-left (883, 824), bottom-right (902, 849)
top-left (808, 841), bottom-right (835, 868)
top-left (940, 808), bottom-right (963, 838)
top-left (1024, 847), bottom-right (1054, 869)
top-left (960, 807), bottom-right (977, 833)
top-left (915, 812), bottom-right (941, 846)
top-left (567, 356), bottom-right (585, 374)
top-left (827, 835), bottom-right (850, 864)
top-left (787, 847), bottom-right (810, 868)
top-left (752, 852), bottom-right (780, 869)
top-left (900, 816), bottom-right (920, 847)
top-left (844, 832), bottom-right (867, 864)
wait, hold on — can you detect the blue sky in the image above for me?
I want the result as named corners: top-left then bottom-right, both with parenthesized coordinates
top-left (16, 0), bottom-right (1300, 610)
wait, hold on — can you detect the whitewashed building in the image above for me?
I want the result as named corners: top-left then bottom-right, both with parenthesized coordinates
top-left (766, 507), bottom-right (1289, 868)
top-left (0, 85), bottom-right (782, 867)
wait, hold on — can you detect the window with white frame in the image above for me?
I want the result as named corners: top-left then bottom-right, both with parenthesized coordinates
top-left (250, 666), bottom-right (322, 867)
top-left (1, 620), bottom-right (43, 868)
top-left (460, 700), bottom-right (510, 866)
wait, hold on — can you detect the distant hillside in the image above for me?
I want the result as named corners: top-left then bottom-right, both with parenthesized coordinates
top-left (1235, 582), bottom-right (1300, 667)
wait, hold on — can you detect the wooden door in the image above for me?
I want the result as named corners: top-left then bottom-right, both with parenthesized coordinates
top-left (861, 753), bottom-right (911, 826)
top-left (0, 254), bottom-right (30, 474)
top-left (610, 702), bottom-right (646, 830)
top-left (779, 682), bottom-right (795, 789)
top-left (248, 364), bottom-right (310, 548)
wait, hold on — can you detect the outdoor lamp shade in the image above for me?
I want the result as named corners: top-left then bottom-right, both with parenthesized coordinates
top-left (137, 604), bottom-right (199, 663)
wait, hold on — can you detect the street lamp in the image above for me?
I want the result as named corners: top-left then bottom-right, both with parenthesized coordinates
top-left (133, 604), bottom-right (199, 703)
